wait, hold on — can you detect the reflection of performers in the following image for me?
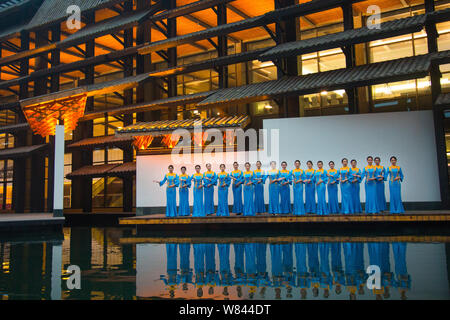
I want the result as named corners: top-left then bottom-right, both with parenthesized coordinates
top-left (218, 244), bottom-right (232, 298)
top-left (160, 244), bottom-right (178, 298)
top-left (354, 243), bottom-right (366, 295)
top-left (193, 244), bottom-right (205, 298)
top-left (233, 244), bottom-right (245, 298)
top-left (368, 242), bottom-right (384, 299)
top-left (178, 167), bottom-right (191, 217)
top-left (282, 244), bottom-right (294, 299)
top-left (191, 166), bottom-right (204, 217)
top-left (243, 163), bottom-right (256, 216)
top-left (154, 165), bottom-right (179, 217)
top-left (270, 244), bottom-right (283, 299)
top-left (313, 161), bottom-right (328, 215)
top-left (256, 243), bottom-right (270, 298)
top-left (350, 160), bottom-right (362, 213)
top-left (295, 243), bottom-right (310, 299)
top-left (386, 156), bottom-right (405, 214)
top-left (307, 243), bottom-right (320, 297)
top-left (253, 161), bottom-right (267, 214)
top-left (327, 161), bottom-right (340, 214)
top-left (292, 160), bottom-right (305, 215)
top-left (363, 156), bottom-right (379, 214)
top-left (343, 242), bottom-right (358, 300)
top-left (179, 243), bottom-right (193, 291)
top-left (339, 159), bottom-right (353, 214)
top-left (279, 162), bottom-right (292, 214)
top-left (205, 244), bottom-right (219, 295)
top-left (331, 243), bottom-right (344, 295)
top-left (217, 165), bottom-right (231, 217)
top-left (203, 163), bottom-right (217, 216)
top-left (374, 157), bottom-right (387, 212)
top-left (304, 161), bottom-right (316, 214)
top-left (392, 242), bottom-right (410, 299)
top-left (245, 243), bottom-right (257, 298)
top-left (319, 243), bottom-right (332, 298)
top-left (267, 161), bottom-right (281, 215)
top-left (230, 162), bottom-right (244, 215)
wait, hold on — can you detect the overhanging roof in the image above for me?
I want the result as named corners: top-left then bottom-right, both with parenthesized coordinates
top-left (67, 135), bottom-right (133, 149)
top-left (116, 115), bottom-right (250, 137)
top-left (0, 144), bottom-right (47, 160)
top-left (259, 14), bottom-right (427, 62)
top-left (66, 162), bottom-right (136, 178)
top-left (198, 53), bottom-right (434, 107)
top-left (0, 122), bottom-right (29, 134)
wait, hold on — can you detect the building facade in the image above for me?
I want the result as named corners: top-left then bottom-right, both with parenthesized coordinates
top-left (0, 0), bottom-right (449, 213)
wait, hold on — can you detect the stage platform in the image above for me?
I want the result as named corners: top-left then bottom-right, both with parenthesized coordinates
top-left (119, 211), bottom-right (450, 236)
top-left (0, 213), bottom-right (65, 236)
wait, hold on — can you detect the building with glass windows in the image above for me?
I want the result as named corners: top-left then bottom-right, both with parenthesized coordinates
top-left (0, 0), bottom-right (449, 213)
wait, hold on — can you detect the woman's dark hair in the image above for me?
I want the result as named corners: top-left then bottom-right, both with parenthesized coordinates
top-left (341, 158), bottom-right (348, 163)
top-left (329, 161), bottom-right (335, 165)
top-left (270, 161), bottom-right (276, 165)
top-left (195, 165), bottom-right (201, 169)
top-left (256, 160), bottom-right (262, 165)
top-left (281, 161), bottom-right (287, 165)
top-left (390, 156), bottom-right (397, 161)
top-left (374, 156), bottom-right (381, 161)
top-left (181, 166), bottom-right (186, 170)
top-left (317, 160), bottom-right (323, 165)
top-left (295, 160), bottom-right (301, 164)
top-left (245, 162), bottom-right (250, 166)
top-left (233, 161), bottom-right (238, 166)
top-left (168, 165), bottom-right (174, 169)
top-left (307, 160), bottom-right (313, 165)
top-left (366, 156), bottom-right (373, 161)
top-left (206, 163), bottom-right (211, 167)
top-left (220, 163), bottom-right (225, 168)
top-left (351, 159), bottom-right (357, 163)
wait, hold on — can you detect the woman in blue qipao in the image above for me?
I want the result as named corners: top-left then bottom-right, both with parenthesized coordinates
top-left (374, 157), bottom-right (387, 212)
top-left (203, 163), bottom-right (217, 216)
top-left (217, 164), bottom-right (231, 216)
top-left (362, 156), bottom-right (379, 214)
top-left (191, 165), bottom-right (204, 217)
top-left (267, 161), bottom-right (281, 215)
top-left (350, 159), bottom-right (362, 213)
top-left (327, 161), bottom-right (340, 214)
top-left (230, 162), bottom-right (244, 215)
top-left (242, 162), bottom-right (256, 216)
top-left (339, 158), bottom-right (353, 214)
top-left (313, 161), bottom-right (328, 215)
top-left (178, 166), bottom-right (191, 216)
top-left (292, 160), bottom-right (305, 215)
top-left (278, 161), bottom-right (292, 214)
top-left (304, 160), bottom-right (316, 214)
top-left (386, 156), bottom-right (405, 214)
top-left (154, 165), bottom-right (179, 217)
top-left (253, 161), bottom-right (267, 214)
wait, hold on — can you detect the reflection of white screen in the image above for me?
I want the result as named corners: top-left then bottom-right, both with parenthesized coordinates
top-left (136, 110), bottom-right (440, 208)
top-left (264, 110), bottom-right (440, 202)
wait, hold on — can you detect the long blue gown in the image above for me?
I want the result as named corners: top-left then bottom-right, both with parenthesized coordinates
top-left (327, 169), bottom-right (340, 214)
top-left (270, 244), bottom-right (283, 291)
top-left (253, 169), bottom-right (267, 213)
top-left (331, 243), bottom-right (344, 290)
top-left (304, 169), bottom-right (316, 213)
top-left (386, 166), bottom-right (405, 214)
top-left (205, 244), bottom-right (219, 289)
top-left (350, 167), bottom-right (362, 213)
top-left (191, 173), bottom-right (204, 217)
top-left (307, 243), bottom-right (320, 292)
top-left (295, 243), bottom-right (310, 290)
top-left (392, 242), bottom-right (410, 292)
top-left (179, 243), bottom-right (193, 287)
top-left (256, 243), bottom-right (269, 289)
top-left (218, 244), bottom-right (232, 288)
top-left (319, 243), bottom-right (332, 290)
top-left (193, 244), bottom-right (205, 290)
top-left (278, 169), bottom-right (292, 214)
top-left (376, 165), bottom-right (387, 212)
top-left (233, 244), bottom-right (245, 289)
top-left (339, 167), bottom-right (353, 214)
top-left (267, 169), bottom-right (280, 214)
top-left (163, 244), bottom-right (178, 294)
top-left (244, 243), bottom-right (257, 289)
top-left (313, 169), bottom-right (328, 215)
top-left (178, 174), bottom-right (191, 216)
top-left (203, 171), bottom-right (217, 215)
top-left (230, 170), bottom-right (244, 214)
top-left (363, 165), bottom-right (379, 214)
top-left (242, 171), bottom-right (256, 216)
top-left (217, 172), bottom-right (231, 216)
top-left (292, 168), bottom-right (306, 215)
top-left (159, 173), bottom-right (179, 217)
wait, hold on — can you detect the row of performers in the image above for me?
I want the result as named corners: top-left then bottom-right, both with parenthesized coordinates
top-left (155, 156), bottom-right (404, 217)
top-left (160, 242), bottom-right (410, 300)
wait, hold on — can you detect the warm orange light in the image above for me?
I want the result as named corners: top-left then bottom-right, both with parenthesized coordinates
top-left (22, 94), bottom-right (87, 137)
top-left (193, 132), bottom-right (208, 147)
top-left (133, 135), bottom-right (154, 150)
top-left (161, 134), bottom-right (180, 148)
top-left (224, 130), bottom-right (235, 146)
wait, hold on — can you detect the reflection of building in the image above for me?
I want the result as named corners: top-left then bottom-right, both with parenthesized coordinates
top-left (0, 0), bottom-right (449, 212)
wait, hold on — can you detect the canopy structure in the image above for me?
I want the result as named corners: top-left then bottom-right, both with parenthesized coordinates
top-left (0, 144), bottom-right (48, 160)
top-left (66, 162), bottom-right (136, 179)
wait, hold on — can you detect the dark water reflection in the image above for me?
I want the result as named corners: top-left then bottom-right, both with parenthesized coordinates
top-left (0, 227), bottom-right (449, 300)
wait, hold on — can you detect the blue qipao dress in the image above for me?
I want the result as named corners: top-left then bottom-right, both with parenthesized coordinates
top-left (253, 169), bottom-right (267, 214)
top-left (375, 165), bottom-right (387, 212)
top-left (327, 169), bottom-right (340, 214)
top-left (191, 173), bottom-right (204, 217)
top-left (159, 173), bottom-right (179, 217)
top-left (217, 171), bottom-right (231, 216)
top-left (362, 165), bottom-right (379, 214)
top-left (292, 168), bottom-right (306, 215)
top-left (304, 169), bottom-right (316, 214)
top-left (178, 173), bottom-right (191, 216)
top-left (386, 166), bottom-right (405, 214)
top-left (313, 169), bottom-right (328, 215)
top-left (230, 170), bottom-right (244, 214)
top-left (203, 171), bottom-right (217, 215)
top-left (339, 167), bottom-right (353, 214)
top-left (267, 169), bottom-right (281, 215)
top-left (278, 169), bottom-right (292, 214)
top-left (242, 171), bottom-right (256, 216)
top-left (349, 167), bottom-right (362, 213)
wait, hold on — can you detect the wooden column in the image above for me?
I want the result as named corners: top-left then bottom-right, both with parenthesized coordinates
top-left (217, 3), bottom-right (228, 89)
